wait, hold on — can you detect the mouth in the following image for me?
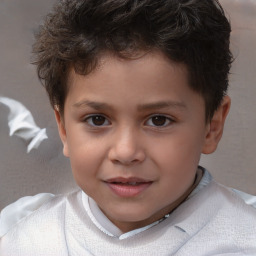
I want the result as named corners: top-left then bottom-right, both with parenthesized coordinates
top-left (104, 177), bottom-right (153, 197)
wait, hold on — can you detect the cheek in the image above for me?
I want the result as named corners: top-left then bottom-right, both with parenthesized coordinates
top-left (67, 140), bottom-right (104, 182)
top-left (70, 153), bottom-right (100, 198)
top-left (70, 135), bottom-right (111, 168)
top-left (152, 132), bottom-right (202, 166)
top-left (149, 133), bottom-right (203, 191)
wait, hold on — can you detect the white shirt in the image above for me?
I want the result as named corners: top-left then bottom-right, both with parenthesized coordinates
top-left (1, 169), bottom-right (256, 255)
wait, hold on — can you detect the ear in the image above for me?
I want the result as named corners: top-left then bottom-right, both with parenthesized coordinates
top-left (202, 95), bottom-right (231, 154)
top-left (54, 110), bottom-right (69, 157)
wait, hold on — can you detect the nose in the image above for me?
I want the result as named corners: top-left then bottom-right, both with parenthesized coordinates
top-left (108, 128), bottom-right (145, 165)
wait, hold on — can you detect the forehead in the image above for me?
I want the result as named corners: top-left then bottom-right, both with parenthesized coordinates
top-left (67, 51), bottom-right (189, 89)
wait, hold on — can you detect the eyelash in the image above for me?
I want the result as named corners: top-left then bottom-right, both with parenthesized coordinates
top-left (83, 114), bottom-right (111, 127)
top-left (83, 114), bottom-right (174, 128)
top-left (144, 114), bottom-right (174, 127)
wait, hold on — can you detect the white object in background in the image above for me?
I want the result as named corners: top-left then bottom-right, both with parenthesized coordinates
top-left (0, 96), bottom-right (48, 153)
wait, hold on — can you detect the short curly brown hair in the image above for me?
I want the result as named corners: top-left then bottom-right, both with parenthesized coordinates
top-left (33, 0), bottom-right (233, 121)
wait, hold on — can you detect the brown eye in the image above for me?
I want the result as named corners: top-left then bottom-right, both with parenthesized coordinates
top-left (145, 115), bottom-right (172, 127)
top-left (152, 116), bottom-right (167, 126)
top-left (85, 115), bottom-right (110, 126)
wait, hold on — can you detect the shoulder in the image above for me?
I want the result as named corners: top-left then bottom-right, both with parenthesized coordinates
top-left (183, 176), bottom-right (256, 228)
top-left (196, 181), bottom-right (256, 250)
top-left (0, 190), bottom-right (82, 237)
top-left (211, 181), bottom-right (256, 213)
top-left (173, 179), bottom-right (256, 254)
top-left (232, 188), bottom-right (256, 209)
top-left (194, 168), bottom-right (256, 211)
top-left (200, 180), bottom-right (256, 222)
top-left (0, 193), bottom-right (55, 237)
top-left (0, 190), bottom-right (81, 255)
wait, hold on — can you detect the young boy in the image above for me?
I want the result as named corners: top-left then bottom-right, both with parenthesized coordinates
top-left (1, 0), bottom-right (256, 255)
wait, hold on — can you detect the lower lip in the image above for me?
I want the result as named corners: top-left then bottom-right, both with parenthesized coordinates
top-left (106, 182), bottom-right (152, 197)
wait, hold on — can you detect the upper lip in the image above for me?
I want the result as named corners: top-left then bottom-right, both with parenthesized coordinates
top-left (105, 177), bottom-right (152, 184)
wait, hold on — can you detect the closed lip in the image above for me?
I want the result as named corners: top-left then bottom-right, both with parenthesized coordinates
top-left (104, 177), bottom-right (153, 197)
top-left (104, 177), bottom-right (152, 184)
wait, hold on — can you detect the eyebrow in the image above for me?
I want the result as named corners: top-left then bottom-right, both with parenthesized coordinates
top-left (73, 100), bottom-right (187, 111)
top-left (73, 100), bottom-right (112, 111)
top-left (137, 101), bottom-right (187, 111)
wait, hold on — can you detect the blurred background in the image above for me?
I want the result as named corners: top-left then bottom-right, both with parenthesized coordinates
top-left (0, 0), bottom-right (255, 209)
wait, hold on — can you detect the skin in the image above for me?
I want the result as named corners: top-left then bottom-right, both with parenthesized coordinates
top-left (55, 51), bottom-right (230, 233)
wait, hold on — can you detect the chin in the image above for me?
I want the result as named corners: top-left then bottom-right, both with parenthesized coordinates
top-left (110, 207), bottom-right (155, 223)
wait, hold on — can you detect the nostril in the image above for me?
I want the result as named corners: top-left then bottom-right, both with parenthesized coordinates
top-left (111, 158), bottom-right (139, 166)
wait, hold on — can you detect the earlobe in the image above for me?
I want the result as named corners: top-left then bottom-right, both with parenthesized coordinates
top-left (54, 110), bottom-right (69, 157)
top-left (202, 95), bottom-right (231, 154)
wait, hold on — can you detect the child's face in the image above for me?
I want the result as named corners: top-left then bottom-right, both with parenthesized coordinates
top-left (56, 52), bottom-right (221, 232)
